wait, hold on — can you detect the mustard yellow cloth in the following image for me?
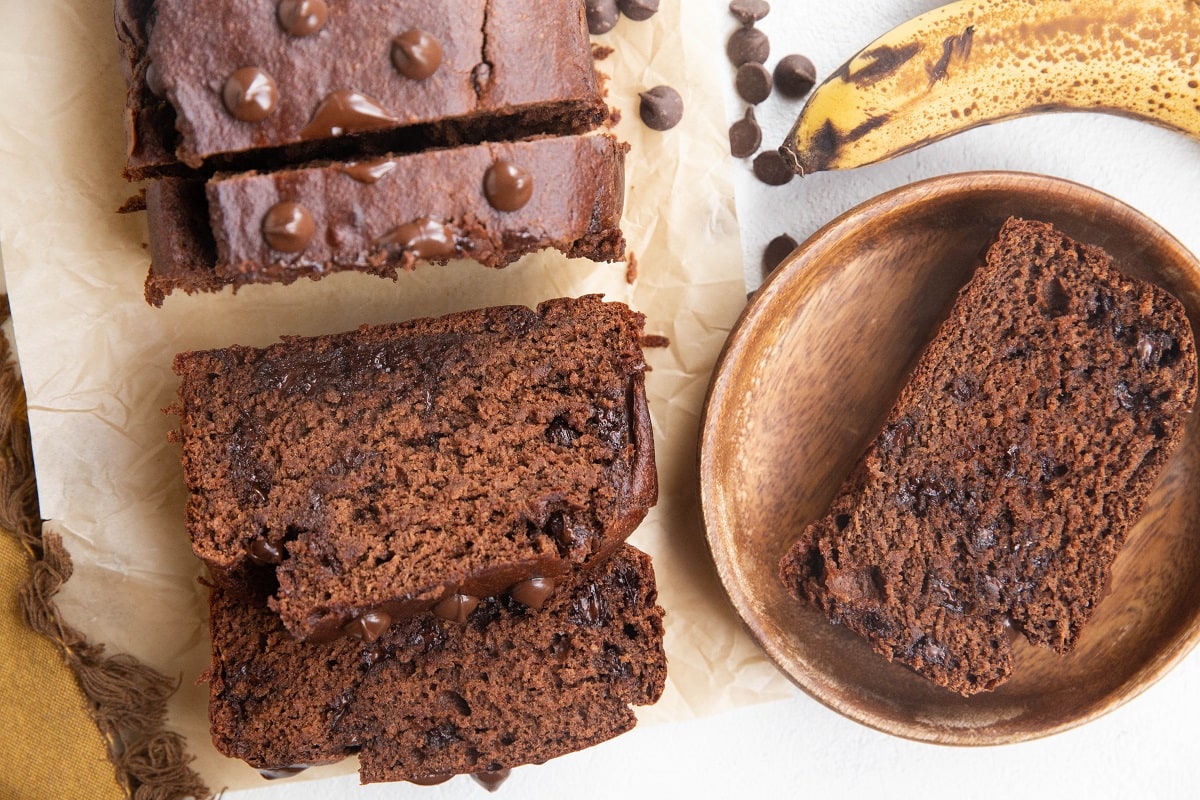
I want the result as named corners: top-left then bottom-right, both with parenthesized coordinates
top-left (0, 532), bottom-right (124, 800)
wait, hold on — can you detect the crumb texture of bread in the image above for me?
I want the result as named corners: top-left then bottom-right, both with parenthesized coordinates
top-left (207, 545), bottom-right (667, 782)
top-left (779, 218), bottom-right (1198, 695)
top-left (174, 296), bottom-right (657, 641)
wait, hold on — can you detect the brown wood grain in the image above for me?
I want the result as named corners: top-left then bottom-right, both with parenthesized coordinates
top-left (700, 171), bottom-right (1200, 744)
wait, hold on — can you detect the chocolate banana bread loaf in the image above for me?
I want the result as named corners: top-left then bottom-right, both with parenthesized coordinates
top-left (206, 544), bottom-right (667, 784)
top-left (173, 296), bottom-right (657, 642)
top-left (116, 0), bottom-right (606, 178)
top-left (144, 134), bottom-right (628, 305)
top-left (779, 218), bottom-right (1198, 695)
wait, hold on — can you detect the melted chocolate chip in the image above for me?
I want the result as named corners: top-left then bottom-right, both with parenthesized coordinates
top-left (472, 769), bottom-right (512, 792)
top-left (277, 0), bottom-right (328, 36)
top-left (774, 53), bottom-right (817, 99)
top-left (343, 609), bottom-right (392, 642)
top-left (586, 0), bottom-right (619, 33)
top-left (247, 537), bottom-right (283, 566)
top-left (391, 29), bottom-right (443, 80)
top-left (638, 85), bottom-right (683, 131)
top-left (222, 67), bottom-right (278, 122)
top-left (410, 774), bottom-right (453, 786)
top-left (510, 576), bottom-right (555, 610)
top-left (299, 90), bottom-right (398, 139)
top-left (338, 158), bottom-right (398, 184)
top-left (259, 766), bottom-right (308, 780)
top-left (729, 0), bottom-right (770, 25)
top-left (378, 217), bottom-right (458, 259)
top-left (617, 0), bottom-right (659, 21)
top-left (752, 149), bottom-right (794, 186)
top-left (483, 160), bottom-right (534, 211)
top-left (262, 201), bottom-right (316, 253)
top-left (144, 61), bottom-right (166, 98)
top-left (735, 61), bottom-right (773, 104)
top-left (726, 26), bottom-right (769, 66)
top-left (729, 106), bottom-right (761, 157)
top-left (433, 593), bottom-right (481, 623)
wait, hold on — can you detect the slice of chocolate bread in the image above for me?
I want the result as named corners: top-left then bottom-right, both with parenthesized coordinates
top-left (144, 134), bottom-right (628, 305)
top-left (173, 296), bottom-right (657, 641)
top-left (206, 544), bottom-right (667, 784)
top-left (117, 0), bottom-right (606, 178)
top-left (779, 218), bottom-right (1198, 695)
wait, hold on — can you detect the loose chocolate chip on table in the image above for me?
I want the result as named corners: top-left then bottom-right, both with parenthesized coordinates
top-left (729, 0), bottom-right (770, 25)
top-left (617, 0), bottom-right (659, 21)
top-left (726, 26), bottom-right (769, 66)
top-left (222, 67), bottom-right (278, 121)
top-left (585, 0), bottom-right (620, 34)
top-left (262, 201), bottom-right (316, 252)
top-left (762, 233), bottom-right (798, 275)
top-left (277, 0), bottom-right (328, 36)
top-left (735, 61), bottom-right (773, 104)
top-left (728, 106), bottom-right (761, 158)
top-left (638, 85), bottom-right (684, 131)
top-left (392, 29), bottom-right (443, 80)
top-left (774, 53), bottom-right (817, 99)
top-left (483, 160), bottom-right (534, 211)
top-left (752, 149), bottom-right (794, 186)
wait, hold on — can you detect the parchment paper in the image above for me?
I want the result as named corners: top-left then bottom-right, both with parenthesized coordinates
top-left (0, 0), bottom-right (795, 792)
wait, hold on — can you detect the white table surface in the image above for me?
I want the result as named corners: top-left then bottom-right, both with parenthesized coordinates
top-left (231, 1), bottom-right (1200, 797)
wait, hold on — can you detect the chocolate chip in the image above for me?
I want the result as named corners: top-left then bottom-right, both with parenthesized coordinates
top-left (391, 29), bottom-right (443, 80)
top-left (299, 90), bottom-right (398, 139)
top-left (638, 85), bottom-right (683, 131)
top-left (433, 593), bottom-right (481, 623)
top-left (726, 26), bottom-right (769, 66)
top-left (259, 766), bottom-right (308, 780)
top-left (483, 160), bottom-right (534, 211)
top-left (262, 201), bottom-right (316, 253)
top-left (774, 54), bottom-right (817, 99)
top-left (410, 775), bottom-right (453, 787)
top-left (735, 62), bottom-right (772, 104)
top-left (343, 609), bottom-right (392, 642)
top-left (728, 107), bottom-right (761, 158)
top-left (222, 67), bottom-right (278, 122)
top-left (618, 0), bottom-right (659, 21)
top-left (144, 61), bottom-right (166, 98)
top-left (472, 769), bottom-right (512, 792)
top-left (338, 158), bottom-right (398, 184)
top-left (752, 149), bottom-right (794, 186)
top-left (246, 537), bottom-right (283, 566)
top-left (510, 576), bottom-right (556, 610)
top-left (277, 0), bottom-right (327, 36)
top-left (585, 0), bottom-right (620, 34)
top-left (729, 0), bottom-right (770, 25)
top-left (378, 217), bottom-right (458, 259)
top-left (762, 233), bottom-right (798, 275)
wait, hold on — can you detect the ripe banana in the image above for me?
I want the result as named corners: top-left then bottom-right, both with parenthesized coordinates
top-left (781, 0), bottom-right (1200, 175)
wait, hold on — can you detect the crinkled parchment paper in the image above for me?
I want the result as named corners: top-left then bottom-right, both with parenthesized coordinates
top-left (0, 0), bottom-right (794, 792)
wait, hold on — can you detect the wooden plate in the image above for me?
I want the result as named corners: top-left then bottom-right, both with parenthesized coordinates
top-left (699, 171), bottom-right (1200, 744)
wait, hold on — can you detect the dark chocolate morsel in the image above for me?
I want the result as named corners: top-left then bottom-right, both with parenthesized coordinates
top-left (262, 201), bottom-right (316, 253)
top-left (378, 217), bottom-right (458, 259)
top-left (735, 62), bottom-right (773, 104)
top-left (728, 106), bottom-right (761, 158)
top-left (762, 233), bottom-right (798, 275)
top-left (774, 53), bottom-right (817, 99)
top-left (277, 0), bottom-right (328, 37)
top-left (391, 29), bottom-right (443, 80)
top-left (343, 609), bottom-right (392, 642)
top-left (433, 593), bottom-right (481, 623)
top-left (617, 0), bottom-right (659, 21)
top-left (410, 775), bottom-right (453, 786)
top-left (144, 61), bottom-right (166, 98)
top-left (752, 150), bottom-right (794, 186)
top-left (259, 766), bottom-right (308, 780)
top-left (729, 0), bottom-right (770, 25)
top-left (483, 160), bottom-right (534, 211)
top-left (585, 0), bottom-right (620, 34)
top-left (338, 158), bottom-right (398, 184)
top-left (247, 537), bottom-right (283, 566)
top-left (472, 769), bottom-right (513, 792)
top-left (299, 90), bottom-right (399, 140)
top-left (222, 67), bottom-right (278, 122)
top-left (638, 85), bottom-right (683, 131)
top-left (726, 26), bottom-right (769, 66)
top-left (510, 576), bottom-right (556, 610)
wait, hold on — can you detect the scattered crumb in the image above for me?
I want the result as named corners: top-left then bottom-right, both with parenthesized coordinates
top-left (605, 107), bottom-right (623, 129)
top-left (117, 190), bottom-right (147, 214)
top-left (640, 334), bottom-right (670, 349)
top-left (625, 250), bottom-right (638, 284)
top-left (591, 44), bottom-right (615, 61)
